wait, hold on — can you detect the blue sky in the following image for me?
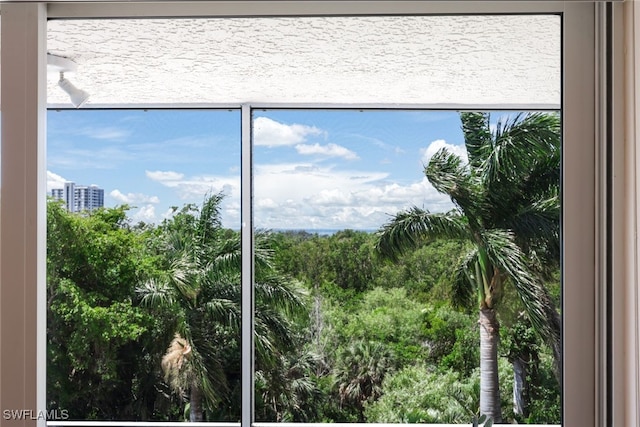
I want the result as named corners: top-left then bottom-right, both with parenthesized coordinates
top-left (47, 109), bottom-right (474, 230)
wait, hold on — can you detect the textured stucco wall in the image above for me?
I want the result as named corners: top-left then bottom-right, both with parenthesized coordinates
top-left (46, 15), bottom-right (560, 107)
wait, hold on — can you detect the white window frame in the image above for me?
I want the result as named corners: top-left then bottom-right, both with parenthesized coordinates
top-left (0, 2), bottom-right (625, 426)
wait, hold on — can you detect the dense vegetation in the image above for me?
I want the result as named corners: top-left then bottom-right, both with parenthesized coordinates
top-left (47, 112), bottom-right (561, 423)
top-left (47, 202), bottom-right (560, 423)
top-left (376, 112), bottom-right (561, 422)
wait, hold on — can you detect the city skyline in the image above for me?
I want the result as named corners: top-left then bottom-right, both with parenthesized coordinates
top-left (50, 181), bottom-right (105, 212)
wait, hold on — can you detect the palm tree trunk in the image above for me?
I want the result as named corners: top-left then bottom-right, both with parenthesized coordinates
top-left (548, 307), bottom-right (562, 386)
top-left (190, 382), bottom-right (204, 422)
top-left (479, 307), bottom-right (502, 423)
top-left (512, 357), bottom-right (527, 417)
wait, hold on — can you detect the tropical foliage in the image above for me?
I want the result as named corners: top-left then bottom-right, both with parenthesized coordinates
top-left (375, 112), bottom-right (561, 421)
top-left (47, 201), bottom-right (160, 419)
top-left (46, 112), bottom-right (561, 424)
top-left (137, 194), bottom-right (307, 421)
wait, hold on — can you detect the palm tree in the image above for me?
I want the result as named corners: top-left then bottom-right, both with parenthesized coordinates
top-left (334, 340), bottom-right (394, 422)
top-left (255, 350), bottom-right (323, 422)
top-left (375, 112), bottom-right (561, 422)
top-left (138, 193), bottom-right (306, 421)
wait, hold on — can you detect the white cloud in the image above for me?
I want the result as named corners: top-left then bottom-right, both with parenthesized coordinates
top-left (224, 201), bottom-right (241, 226)
top-left (253, 162), bottom-right (452, 230)
top-left (253, 116), bottom-right (324, 147)
top-left (109, 189), bottom-right (160, 204)
top-left (145, 170), bottom-right (185, 182)
top-left (48, 146), bottom-right (134, 171)
top-left (152, 176), bottom-right (239, 201)
top-left (161, 207), bottom-right (179, 221)
top-left (47, 171), bottom-right (68, 192)
top-left (77, 126), bottom-right (131, 141)
top-left (312, 189), bottom-right (355, 206)
top-left (257, 198), bottom-right (278, 209)
top-left (145, 170), bottom-right (241, 226)
top-left (295, 143), bottom-right (359, 160)
top-left (421, 139), bottom-right (468, 165)
top-left (131, 205), bottom-right (156, 222)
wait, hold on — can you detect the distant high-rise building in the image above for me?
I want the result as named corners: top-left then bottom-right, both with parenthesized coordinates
top-left (50, 182), bottom-right (104, 212)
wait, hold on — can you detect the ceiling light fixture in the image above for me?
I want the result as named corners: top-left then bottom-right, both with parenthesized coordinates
top-left (58, 72), bottom-right (90, 108)
top-left (47, 53), bottom-right (90, 108)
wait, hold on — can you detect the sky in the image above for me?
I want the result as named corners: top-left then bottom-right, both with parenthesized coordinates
top-left (47, 109), bottom-right (476, 231)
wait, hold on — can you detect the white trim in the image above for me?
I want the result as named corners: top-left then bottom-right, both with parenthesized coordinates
top-left (0, 4), bottom-right (48, 427)
top-left (47, 1), bottom-right (568, 19)
top-left (241, 104), bottom-right (254, 427)
top-left (47, 103), bottom-right (562, 111)
top-left (0, 1), bottom-right (606, 426)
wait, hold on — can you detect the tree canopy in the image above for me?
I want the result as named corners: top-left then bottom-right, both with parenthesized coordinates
top-left (376, 112), bottom-right (561, 421)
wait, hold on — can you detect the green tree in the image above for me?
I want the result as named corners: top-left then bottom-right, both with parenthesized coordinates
top-left (502, 313), bottom-right (561, 423)
top-left (137, 193), bottom-right (306, 421)
top-left (333, 340), bottom-right (394, 422)
top-left (326, 230), bottom-right (378, 292)
top-left (255, 350), bottom-right (324, 422)
top-left (365, 361), bottom-right (514, 424)
top-left (331, 287), bottom-right (428, 365)
top-left (47, 201), bottom-right (158, 419)
top-left (375, 112), bottom-right (561, 422)
top-left (372, 239), bottom-right (469, 302)
top-left (364, 364), bottom-right (473, 423)
top-left (422, 304), bottom-right (479, 377)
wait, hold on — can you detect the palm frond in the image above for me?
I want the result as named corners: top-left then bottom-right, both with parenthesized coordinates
top-left (254, 230), bottom-right (277, 272)
top-left (256, 308), bottom-right (297, 352)
top-left (136, 278), bottom-right (176, 308)
top-left (201, 263), bottom-right (240, 290)
top-left (460, 112), bottom-right (492, 171)
top-left (451, 248), bottom-right (478, 309)
top-left (425, 148), bottom-right (480, 215)
top-left (203, 229), bottom-right (274, 276)
top-left (255, 275), bottom-right (307, 317)
top-left (480, 229), bottom-right (561, 351)
top-left (483, 112), bottom-right (560, 188)
top-left (254, 315), bottom-right (281, 368)
top-left (196, 192), bottom-right (224, 246)
top-left (375, 207), bottom-right (470, 260)
top-left (210, 234), bottom-right (242, 270)
top-left (495, 189), bottom-right (560, 275)
top-left (520, 145), bottom-right (561, 194)
top-left (165, 229), bottom-right (190, 256)
top-left (508, 194), bottom-right (560, 244)
top-left (189, 342), bottom-right (228, 409)
top-left (204, 299), bottom-right (241, 330)
top-left (168, 255), bottom-right (201, 305)
top-left (334, 340), bottom-right (393, 409)
top-left (502, 188), bottom-right (560, 229)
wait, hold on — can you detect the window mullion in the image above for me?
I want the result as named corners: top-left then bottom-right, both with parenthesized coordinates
top-left (241, 104), bottom-right (255, 427)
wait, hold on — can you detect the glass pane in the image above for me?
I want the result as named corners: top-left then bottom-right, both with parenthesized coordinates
top-left (46, 109), bottom-right (243, 421)
top-left (253, 109), bottom-right (561, 424)
top-left (47, 15), bottom-right (560, 107)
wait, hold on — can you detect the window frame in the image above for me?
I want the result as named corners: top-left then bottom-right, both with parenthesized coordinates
top-left (0, 2), bottom-right (610, 426)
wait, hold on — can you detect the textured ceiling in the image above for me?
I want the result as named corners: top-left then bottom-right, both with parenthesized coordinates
top-left (46, 15), bottom-right (560, 108)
